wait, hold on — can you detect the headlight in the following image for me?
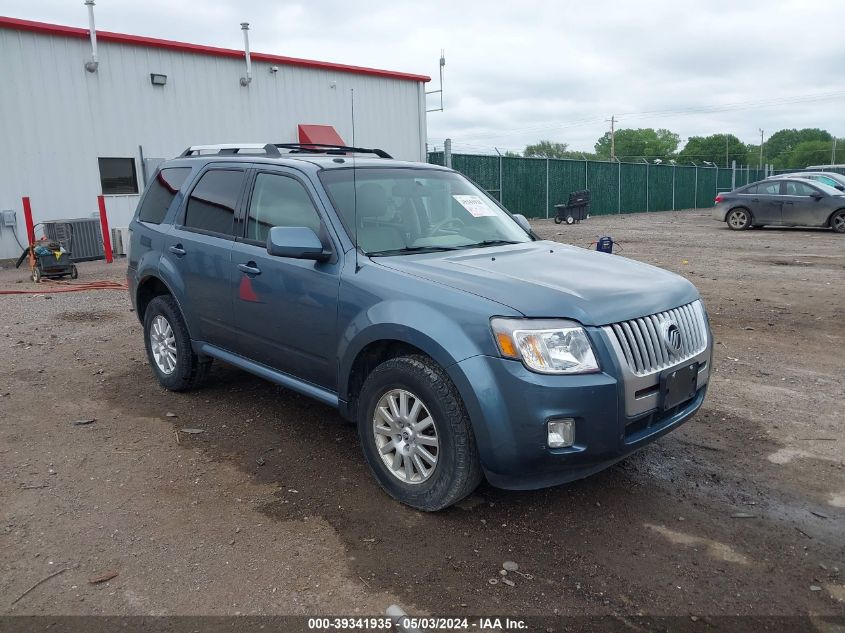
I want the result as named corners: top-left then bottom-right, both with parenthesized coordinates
top-left (491, 318), bottom-right (599, 374)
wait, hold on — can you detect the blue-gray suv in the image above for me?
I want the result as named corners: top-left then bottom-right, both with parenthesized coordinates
top-left (128, 143), bottom-right (713, 510)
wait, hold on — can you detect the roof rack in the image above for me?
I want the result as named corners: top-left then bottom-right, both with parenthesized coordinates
top-left (274, 143), bottom-right (393, 159)
top-left (179, 143), bottom-right (393, 159)
top-left (180, 143), bottom-right (282, 157)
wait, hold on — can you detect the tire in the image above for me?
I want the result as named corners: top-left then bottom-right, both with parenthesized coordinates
top-left (357, 355), bottom-right (483, 511)
top-left (830, 209), bottom-right (845, 233)
top-left (143, 295), bottom-right (211, 392)
top-left (726, 208), bottom-right (751, 230)
top-left (566, 215), bottom-right (575, 225)
top-left (70, 265), bottom-right (78, 279)
top-left (554, 216), bottom-right (562, 224)
top-left (31, 267), bottom-right (41, 283)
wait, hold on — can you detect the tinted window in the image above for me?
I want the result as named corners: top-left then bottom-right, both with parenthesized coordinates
top-left (785, 181), bottom-right (817, 196)
top-left (743, 184), bottom-right (758, 194)
top-left (246, 173), bottom-right (322, 242)
top-left (98, 157), bottom-right (139, 194)
top-left (758, 181), bottom-right (781, 195)
top-left (137, 168), bottom-right (191, 224)
top-left (184, 169), bottom-right (244, 235)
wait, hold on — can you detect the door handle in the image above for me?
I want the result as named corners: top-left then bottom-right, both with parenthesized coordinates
top-left (169, 244), bottom-right (186, 257)
top-left (784, 201), bottom-right (794, 205)
top-left (751, 198), bottom-right (759, 202)
top-left (237, 262), bottom-right (261, 276)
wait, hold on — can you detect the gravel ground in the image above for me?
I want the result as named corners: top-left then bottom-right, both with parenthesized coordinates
top-left (0, 210), bottom-right (842, 622)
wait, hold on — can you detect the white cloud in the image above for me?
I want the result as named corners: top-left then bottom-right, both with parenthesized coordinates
top-left (5, 0), bottom-right (844, 154)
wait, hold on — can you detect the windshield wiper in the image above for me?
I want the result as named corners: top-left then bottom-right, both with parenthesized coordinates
top-left (366, 245), bottom-right (462, 257)
top-left (457, 239), bottom-right (524, 249)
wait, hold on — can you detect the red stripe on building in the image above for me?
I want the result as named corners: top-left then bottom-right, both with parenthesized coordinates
top-left (0, 15), bottom-right (430, 83)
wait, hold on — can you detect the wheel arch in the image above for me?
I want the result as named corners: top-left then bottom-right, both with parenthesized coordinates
top-left (135, 274), bottom-right (175, 322)
top-left (342, 338), bottom-right (434, 420)
top-left (827, 207), bottom-right (845, 228)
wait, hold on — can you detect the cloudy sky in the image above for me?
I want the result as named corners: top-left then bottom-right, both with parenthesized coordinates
top-left (5, 0), bottom-right (844, 154)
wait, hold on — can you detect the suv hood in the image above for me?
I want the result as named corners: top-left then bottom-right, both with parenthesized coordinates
top-left (374, 241), bottom-right (699, 326)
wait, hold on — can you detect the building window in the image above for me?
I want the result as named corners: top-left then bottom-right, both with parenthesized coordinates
top-left (98, 157), bottom-right (139, 195)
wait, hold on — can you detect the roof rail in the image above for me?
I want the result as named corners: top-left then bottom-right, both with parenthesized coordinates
top-left (178, 142), bottom-right (393, 159)
top-left (274, 143), bottom-right (393, 159)
top-left (179, 143), bottom-right (282, 157)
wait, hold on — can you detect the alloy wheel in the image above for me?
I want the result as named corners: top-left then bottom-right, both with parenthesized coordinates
top-left (150, 315), bottom-right (177, 375)
top-left (372, 389), bottom-right (439, 484)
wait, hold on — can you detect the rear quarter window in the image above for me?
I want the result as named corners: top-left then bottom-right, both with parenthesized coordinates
top-left (137, 168), bottom-right (192, 224)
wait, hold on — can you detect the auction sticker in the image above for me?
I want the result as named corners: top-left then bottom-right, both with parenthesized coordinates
top-left (452, 194), bottom-right (496, 217)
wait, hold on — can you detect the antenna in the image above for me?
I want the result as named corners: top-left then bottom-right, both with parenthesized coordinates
top-left (351, 89), bottom-right (360, 273)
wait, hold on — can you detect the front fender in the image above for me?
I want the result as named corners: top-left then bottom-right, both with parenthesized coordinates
top-left (337, 299), bottom-right (490, 402)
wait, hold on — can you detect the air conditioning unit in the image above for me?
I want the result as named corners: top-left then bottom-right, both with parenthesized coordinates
top-left (111, 227), bottom-right (131, 257)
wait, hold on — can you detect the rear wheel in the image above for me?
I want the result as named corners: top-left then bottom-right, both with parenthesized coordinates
top-left (70, 265), bottom-right (78, 279)
top-left (357, 355), bottom-right (482, 511)
top-left (31, 267), bottom-right (41, 283)
top-left (554, 216), bottom-right (563, 224)
top-left (726, 208), bottom-right (751, 230)
top-left (566, 215), bottom-right (575, 225)
top-left (143, 295), bottom-right (211, 391)
top-left (830, 209), bottom-right (845, 233)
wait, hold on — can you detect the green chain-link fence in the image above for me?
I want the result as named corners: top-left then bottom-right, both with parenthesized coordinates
top-left (428, 152), bottom-right (771, 218)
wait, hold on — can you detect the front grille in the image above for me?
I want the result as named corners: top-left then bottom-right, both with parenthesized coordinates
top-left (604, 300), bottom-right (708, 376)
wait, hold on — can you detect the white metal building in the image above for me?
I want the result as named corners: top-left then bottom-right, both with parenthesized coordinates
top-left (0, 14), bottom-right (430, 260)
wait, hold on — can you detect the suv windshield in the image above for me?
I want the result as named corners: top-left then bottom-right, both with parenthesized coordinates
top-left (319, 168), bottom-right (532, 255)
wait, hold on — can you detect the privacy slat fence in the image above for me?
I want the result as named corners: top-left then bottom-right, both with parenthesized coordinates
top-left (428, 152), bottom-right (770, 218)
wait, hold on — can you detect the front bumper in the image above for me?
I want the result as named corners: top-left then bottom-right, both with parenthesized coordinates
top-left (449, 325), bottom-right (712, 490)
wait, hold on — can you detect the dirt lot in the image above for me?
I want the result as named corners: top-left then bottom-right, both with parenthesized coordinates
top-left (1, 211), bottom-right (843, 624)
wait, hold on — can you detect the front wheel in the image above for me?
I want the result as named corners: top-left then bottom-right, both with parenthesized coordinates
top-left (31, 267), bottom-right (41, 283)
top-left (143, 295), bottom-right (211, 391)
top-left (357, 355), bottom-right (483, 511)
top-left (830, 209), bottom-right (845, 233)
top-left (70, 265), bottom-right (78, 279)
top-left (554, 216), bottom-right (563, 224)
top-left (726, 208), bottom-right (751, 230)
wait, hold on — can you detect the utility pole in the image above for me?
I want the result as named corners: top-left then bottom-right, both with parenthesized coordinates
top-left (725, 136), bottom-right (729, 168)
top-left (607, 115), bottom-right (616, 161)
top-left (832, 137), bottom-right (837, 166)
top-left (759, 129), bottom-right (764, 170)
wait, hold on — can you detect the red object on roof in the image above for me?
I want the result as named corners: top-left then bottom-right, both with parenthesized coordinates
top-left (0, 16), bottom-right (430, 83)
top-left (298, 124), bottom-right (346, 146)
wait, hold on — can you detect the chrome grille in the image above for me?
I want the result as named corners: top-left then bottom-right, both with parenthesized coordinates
top-left (604, 300), bottom-right (708, 376)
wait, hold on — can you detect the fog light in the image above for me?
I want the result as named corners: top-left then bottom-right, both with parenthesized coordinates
top-left (547, 418), bottom-right (575, 448)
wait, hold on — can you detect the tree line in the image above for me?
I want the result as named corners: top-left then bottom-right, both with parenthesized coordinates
top-left (508, 128), bottom-right (841, 169)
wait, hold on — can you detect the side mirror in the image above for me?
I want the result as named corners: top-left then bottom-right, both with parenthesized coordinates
top-left (512, 213), bottom-right (532, 233)
top-left (810, 192), bottom-right (824, 200)
top-left (266, 226), bottom-right (330, 261)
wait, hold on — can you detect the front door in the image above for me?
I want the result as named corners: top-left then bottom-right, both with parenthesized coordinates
top-left (781, 180), bottom-right (827, 227)
top-left (750, 180), bottom-right (784, 225)
top-left (230, 169), bottom-right (341, 390)
top-left (163, 167), bottom-right (247, 348)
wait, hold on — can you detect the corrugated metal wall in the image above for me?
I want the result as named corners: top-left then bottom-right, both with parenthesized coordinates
top-left (430, 152), bottom-right (768, 218)
top-left (0, 27), bottom-right (427, 259)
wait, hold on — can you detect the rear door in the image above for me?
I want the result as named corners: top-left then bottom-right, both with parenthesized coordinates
top-left (163, 166), bottom-right (247, 349)
top-left (229, 168), bottom-right (341, 389)
top-left (749, 180), bottom-right (784, 225)
top-left (781, 180), bottom-right (828, 227)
